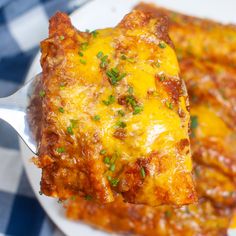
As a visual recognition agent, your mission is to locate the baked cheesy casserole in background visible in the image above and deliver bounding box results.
[64,3,236,236]
[37,9,197,206]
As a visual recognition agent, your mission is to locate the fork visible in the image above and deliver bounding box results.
[0,74,42,154]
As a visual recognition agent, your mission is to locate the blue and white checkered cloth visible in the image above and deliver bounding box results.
[0,1,88,235]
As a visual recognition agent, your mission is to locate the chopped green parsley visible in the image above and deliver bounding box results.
[100,55,108,68]
[70,119,78,128]
[165,210,172,217]
[155,61,161,68]
[104,157,110,164]
[100,149,106,155]
[166,101,173,110]
[78,51,83,57]
[59,83,65,89]
[93,115,100,121]
[159,41,166,48]
[190,115,198,129]
[58,107,64,113]
[121,54,127,60]
[109,163,116,172]
[67,126,73,135]
[56,147,65,153]
[117,110,125,117]
[115,121,127,128]
[39,90,45,97]
[133,105,143,115]
[128,86,133,94]
[84,195,93,201]
[107,176,119,187]
[102,95,115,106]
[106,68,126,85]
[81,42,88,50]
[126,95,143,115]
[160,75,166,81]
[140,167,146,178]
[97,51,103,59]
[91,30,98,38]
[120,54,135,63]
[80,59,86,65]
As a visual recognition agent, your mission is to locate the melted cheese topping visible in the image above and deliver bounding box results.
[58,27,183,158]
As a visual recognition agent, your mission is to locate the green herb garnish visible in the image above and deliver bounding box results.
[126,95,143,115]
[58,107,64,113]
[59,35,64,40]
[140,167,146,178]
[39,90,45,97]
[91,30,98,38]
[165,210,172,217]
[107,176,119,187]
[106,68,126,85]
[190,115,198,129]
[104,157,110,164]
[110,178,119,187]
[84,195,93,201]
[100,55,108,68]
[159,41,166,48]
[97,51,103,59]
[56,147,65,153]
[121,54,127,60]
[59,83,65,89]
[67,126,73,135]
[102,95,115,106]
[117,110,125,117]
[115,121,127,128]
[80,59,86,65]
[120,54,135,63]
[81,42,88,50]
[190,116,198,138]
[160,75,166,81]
[109,163,116,172]
[100,149,106,155]
[166,101,173,110]
[133,105,143,115]
[70,119,78,128]
[128,86,133,94]
[78,51,83,57]
[155,62,160,68]
[93,115,100,121]
[126,95,136,107]
[127,58,135,63]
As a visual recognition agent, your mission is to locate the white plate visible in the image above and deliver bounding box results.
[21,0,236,235]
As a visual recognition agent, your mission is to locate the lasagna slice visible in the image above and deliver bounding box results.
[38,10,196,206]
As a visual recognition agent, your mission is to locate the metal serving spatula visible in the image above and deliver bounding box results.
[0,74,42,154]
